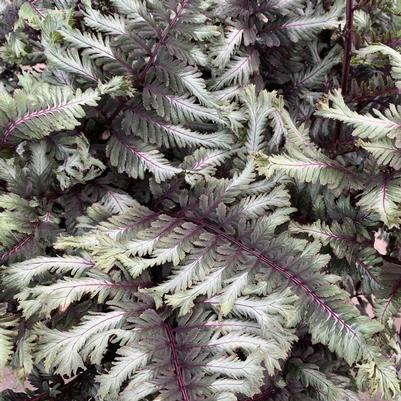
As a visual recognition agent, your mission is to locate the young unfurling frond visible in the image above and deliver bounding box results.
[357,44,401,84]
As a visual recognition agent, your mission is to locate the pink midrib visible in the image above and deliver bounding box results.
[138,0,190,81]
[112,130,174,171]
[273,159,359,180]
[291,223,356,244]
[144,85,221,122]
[1,98,84,144]
[191,150,227,171]
[381,278,401,323]
[190,217,360,339]
[220,52,254,83]
[0,233,34,262]
[130,107,201,138]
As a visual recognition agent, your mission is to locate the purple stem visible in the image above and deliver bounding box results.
[334,0,353,144]
[341,0,354,96]
[138,0,190,83]
[164,321,190,401]
[102,0,191,127]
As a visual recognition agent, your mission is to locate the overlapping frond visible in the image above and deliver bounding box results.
[317,89,401,140]
[262,1,343,46]
[287,361,342,401]
[4,255,95,289]
[358,44,401,84]
[358,138,401,169]
[45,168,383,371]
[212,51,260,89]
[45,47,98,83]
[35,308,130,374]
[357,357,400,400]
[290,219,358,259]
[143,83,229,125]
[95,306,283,401]
[154,58,218,107]
[240,85,273,154]
[82,0,127,36]
[374,262,401,326]
[357,173,401,228]
[59,28,136,76]
[123,107,232,149]
[211,25,244,69]
[255,147,361,192]
[291,45,341,91]
[107,132,182,182]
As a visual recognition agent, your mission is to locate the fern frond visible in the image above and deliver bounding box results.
[143,83,227,125]
[291,45,341,91]
[357,174,401,228]
[154,58,218,106]
[317,89,401,140]
[35,309,130,375]
[264,0,305,14]
[59,28,135,76]
[82,0,127,35]
[166,266,226,314]
[290,220,381,292]
[107,131,182,182]
[354,248,382,294]
[356,358,400,400]
[375,262,401,325]
[287,361,342,401]
[110,0,152,23]
[96,202,158,241]
[18,275,140,318]
[262,2,343,46]
[358,44,401,84]
[255,148,361,192]
[181,148,232,180]
[4,256,95,289]
[211,25,244,69]
[97,305,291,400]
[0,84,99,145]
[2,1,400,399]
[233,185,291,219]
[56,134,105,189]
[289,219,357,259]
[123,107,232,148]
[212,51,259,89]
[357,138,401,169]
[165,37,208,66]
[104,202,377,367]
[280,107,316,150]
[240,85,273,154]
[46,47,98,82]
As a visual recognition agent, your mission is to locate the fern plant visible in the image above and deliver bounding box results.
[0,0,401,400]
